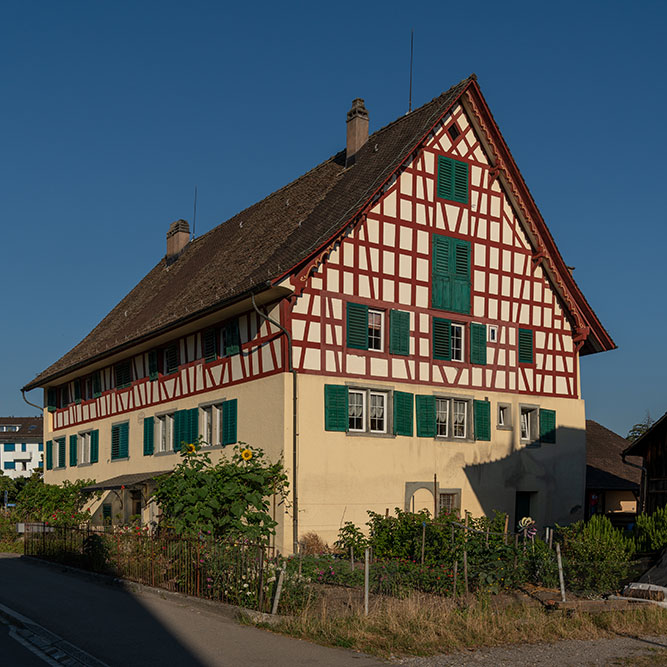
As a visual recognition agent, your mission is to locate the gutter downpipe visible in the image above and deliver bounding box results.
[622,453,648,514]
[251,293,299,554]
[22,389,42,412]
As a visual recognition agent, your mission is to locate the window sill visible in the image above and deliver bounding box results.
[346,432,396,439]
[435,437,475,444]
[154,450,177,457]
[497,425,513,432]
[110,457,130,462]
[78,462,93,468]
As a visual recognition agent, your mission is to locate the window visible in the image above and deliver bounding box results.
[369,392,387,433]
[539,409,556,444]
[520,406,538,443]
[69,435,77,467]
[79,432,93,464]
[221,320,241,356]
[432,234,471,313]
[4,461,15,470]
[56,437,66,468]
[436,398,449,437]
[488,325,498,343]
[202,328,218,362]
[0,425,19,432]
[202,405,215,444]
[470,323,487,365]
[368,309,384,351]
[4,443,15,452]
[447,124,461,141]
[518,328,534,364]
[163,344,179,375]
[497,404,512,430]
[147,350,159,381]
[201,402,236,447]
[437,156,468,204]
[452,400,468,438]
[156,414,174,453]
[439,492,458,515]
[111,423,129,460]
[348,390,366,432]
[433,319,466,362]
[84,372,102,400]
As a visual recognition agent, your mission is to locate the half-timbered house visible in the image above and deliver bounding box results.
[23,75,614,552]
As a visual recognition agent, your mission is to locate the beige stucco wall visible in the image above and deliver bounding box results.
[293,374,586,548]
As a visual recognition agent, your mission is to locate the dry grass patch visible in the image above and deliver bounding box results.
[271,592,667,658]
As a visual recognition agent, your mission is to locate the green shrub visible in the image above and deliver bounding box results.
[635,506,667,552]
[334,521,368,559]
[16,476,95,526]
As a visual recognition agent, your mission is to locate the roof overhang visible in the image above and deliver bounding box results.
[82,470,172,492]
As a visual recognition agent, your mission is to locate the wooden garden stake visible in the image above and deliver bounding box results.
[271,564,285,615]
[548,527,553,550]
[503,514,509,545]
[421,522,426,565]
[364,548,370,616]
[485,524,489,548]
[433,474,438,519]
[350,546,354,570]
[556,543,566,602]
[453,560,458,598]
[463,549,469,596]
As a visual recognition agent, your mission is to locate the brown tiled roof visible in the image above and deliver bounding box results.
[586,419,640,490]
[24,76,474,390]
[0,417,43,442]
[82,470,172,492]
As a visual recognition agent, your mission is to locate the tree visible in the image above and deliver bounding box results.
[152,442,288,542]
[0,471,16,503]
[627,411,655,443]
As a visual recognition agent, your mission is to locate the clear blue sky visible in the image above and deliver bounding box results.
[1,1,664,438]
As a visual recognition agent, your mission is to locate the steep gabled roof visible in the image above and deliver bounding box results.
[586,419,640,490]
[24,75,614,390]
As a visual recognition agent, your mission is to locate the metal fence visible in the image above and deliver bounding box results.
[25,526,276,612]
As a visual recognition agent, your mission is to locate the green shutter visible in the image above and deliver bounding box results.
[121,423,129,458]
[165,344,179,374]
[111,425,120,459]
[324,385,348,432]
[143,417,154,456]
[393,391,414,437]
[474,400,491,441]
[115,361,132,389]
[57,438,66,468]
[92,372,102,398]
[61,387,69,408]
[46,440,53,470]
[203,328,218,362]
[470,323,487,365]
[173,411,184,451]
[416,395,436,437]
[69,434,77,466]
[73,381,81,404]
[47,389,57,413]
[148,351,159,381]
[223,320,241,356]
[451,240,471,313]
[90,430,99,463]
[433,317,452,360]
[432,235,451,310]
[346,302,369,350]
[188,408,199,445]
[540,409,556,444]
[389,310,410,356]
[437,156,468,204]
[222,399,238,445]
[518,328,534,364]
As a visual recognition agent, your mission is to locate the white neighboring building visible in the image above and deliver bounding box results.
[0,417,43,479]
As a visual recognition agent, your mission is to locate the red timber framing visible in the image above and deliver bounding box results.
[51,308,284,432]
[282,84,613,398]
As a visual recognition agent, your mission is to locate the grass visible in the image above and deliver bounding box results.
[0,539,23,553]
[268,592,667,658]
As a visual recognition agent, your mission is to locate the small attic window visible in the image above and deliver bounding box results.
[448,124,461,141]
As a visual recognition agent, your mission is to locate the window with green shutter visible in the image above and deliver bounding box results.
[437,156,469,204]
[114,360,132,389]
[222,399,237,445]
[111,423,129,460]
[147,351,159,381]
[46,440,53,470]
[69,434,77,466]
[432,234,470,314]
[539,409,556,444]
[60,387,69,409]
[73,381,81,405]
[389,310,410,356]
[474,400,491,441]
[164,344,179,375]
[57,437,66,468]
[393,391,414,437]
[416,395,436,437]
[518,328,534,364]
[470,323,487,365]
[433,318,452,360]
[47,389,57,413]
[203,328,218,362]
[346,302,369,350]
[223,320,241,356]
[324,385,348,432]
[90,430,99,463]
[143,417,154,456]
[92,372,102,398]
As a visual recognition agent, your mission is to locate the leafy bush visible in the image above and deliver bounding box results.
[334,521,368,559]
[560,515,635,593]
[153,442,288,542]
[15,476,95,526]
[635,506,667,552]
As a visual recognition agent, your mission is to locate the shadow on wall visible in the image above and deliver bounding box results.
[463,425,586,532]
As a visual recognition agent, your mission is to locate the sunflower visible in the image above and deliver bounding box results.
[241,448,253,461]
[186,443,196,453]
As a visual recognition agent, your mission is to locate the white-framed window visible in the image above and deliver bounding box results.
[439,492,458,515]
[451,323,464,362]
[347,388,389,434]
[520,406,538,442]
[79,431,92,464]
[199,403,224,446]
[368,309,384,352]
[436,398,449,437]
[452,400,468,439]
[498,404,511,428]
[157,413,174,453]
[0,425,19,432]
[348,390,366,432]
[488,325,498,343]
[369,391,387,433]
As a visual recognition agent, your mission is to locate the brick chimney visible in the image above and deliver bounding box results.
[166,219,190,261]
[346,98,369,167]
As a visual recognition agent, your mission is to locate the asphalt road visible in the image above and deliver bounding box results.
[0,621,47,666]
[0,554,382,666]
